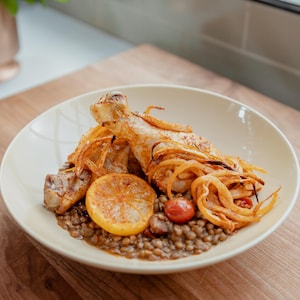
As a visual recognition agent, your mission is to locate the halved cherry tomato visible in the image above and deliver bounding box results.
[164,197,195,224]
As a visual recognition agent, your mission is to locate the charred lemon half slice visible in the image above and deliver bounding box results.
[86,173,156,236]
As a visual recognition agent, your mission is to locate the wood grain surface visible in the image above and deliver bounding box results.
[0,44,299,300]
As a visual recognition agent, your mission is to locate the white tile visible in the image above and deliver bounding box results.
[141,0,247,47]
[246,1,300,70]
[185,33,300,110]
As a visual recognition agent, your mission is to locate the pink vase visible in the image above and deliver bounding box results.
[0,4,20,82]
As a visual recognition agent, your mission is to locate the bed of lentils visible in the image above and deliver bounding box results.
[55,192,234,261]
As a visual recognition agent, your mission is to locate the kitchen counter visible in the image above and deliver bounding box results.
[0,44,299,299]
[0,3,133,99]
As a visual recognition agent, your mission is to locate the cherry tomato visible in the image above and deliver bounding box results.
[236,197,253,209]
[164,197,195,224]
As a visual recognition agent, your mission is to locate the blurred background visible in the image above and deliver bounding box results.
[1,0,300,110]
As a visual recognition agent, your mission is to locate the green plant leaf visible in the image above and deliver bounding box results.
[3,0,18,15]
[1,0,68,15]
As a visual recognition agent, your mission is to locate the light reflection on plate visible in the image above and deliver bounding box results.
[0,84,299,274]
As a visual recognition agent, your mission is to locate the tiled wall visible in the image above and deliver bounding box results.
[49,0,300,110]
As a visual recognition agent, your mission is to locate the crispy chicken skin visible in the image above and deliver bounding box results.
[90,92,222,172]
[90,92,225,193]
[44,168,92,214]
[44,136,131,214]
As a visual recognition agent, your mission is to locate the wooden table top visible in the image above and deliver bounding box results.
[0,44,299,299]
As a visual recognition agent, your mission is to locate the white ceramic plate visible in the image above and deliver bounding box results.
[1,84,299,274]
